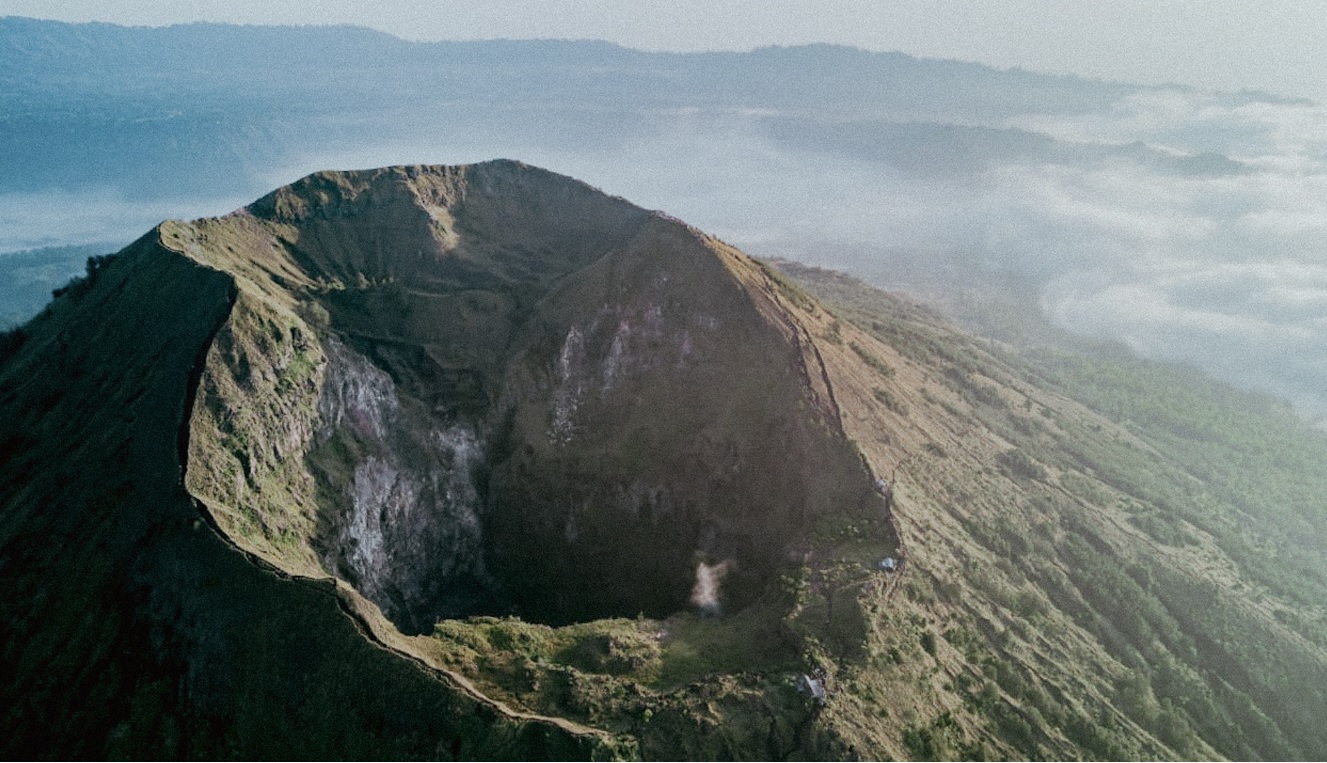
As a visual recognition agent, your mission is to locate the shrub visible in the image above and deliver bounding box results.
[920,631,937,656]
[50,254,117,302]
[0,327,26,365]
[872,387,908,415]
[851,342,895,377]
[996,449,1047,481]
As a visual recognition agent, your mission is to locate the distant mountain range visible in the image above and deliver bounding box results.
[0,15,1235,200]
[7,19,1323,433]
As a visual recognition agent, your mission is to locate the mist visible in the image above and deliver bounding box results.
[558,100,1327,423]
[267,96,1327,421]
[0,189,252,253]
[7,22,1327,423]
[689,560,732,616]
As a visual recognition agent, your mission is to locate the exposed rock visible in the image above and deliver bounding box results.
[313,337,489,633]
[0,227,623,759]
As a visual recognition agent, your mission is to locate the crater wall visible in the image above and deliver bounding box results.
[181,161,877,633]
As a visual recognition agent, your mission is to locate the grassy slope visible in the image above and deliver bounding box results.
[779,260,1327,760]
[165,161,1327,759]
[0,231,627,759]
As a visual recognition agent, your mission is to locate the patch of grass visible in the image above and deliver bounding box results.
[1061,471,1111,506]
[654,601,801,689]
[872,386,908,414]
[823,319,845,345]
[851,341,895,377]
[995,448,1047,482]
[1127,513,1198,547]
[758,260,816,312]
[426,600,815,760]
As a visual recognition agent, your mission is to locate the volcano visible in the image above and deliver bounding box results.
[0,161,891,758]
[7,161,1327,761]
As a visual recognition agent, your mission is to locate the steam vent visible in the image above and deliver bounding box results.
[165,161,882,633]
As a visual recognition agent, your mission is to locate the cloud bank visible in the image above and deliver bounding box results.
[529,93,1327,421]
[9,81,1327,422]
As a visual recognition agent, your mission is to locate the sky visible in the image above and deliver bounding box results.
[1,0,1323,101]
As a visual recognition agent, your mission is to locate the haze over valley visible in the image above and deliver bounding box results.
[6,17,1327,420]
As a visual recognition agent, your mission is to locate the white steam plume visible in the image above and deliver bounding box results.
[690,560,732,616]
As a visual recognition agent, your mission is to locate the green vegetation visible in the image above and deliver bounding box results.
[0,224,627,760]
[872,386,908,414]
[47,252,118,302]
[424,592,832,759]
[431,600,801,696]
[1029,350,1327,604]
[757,258,817,312]
[782,259,1327,760]
[995,448,1047,482]
[0,244,107,329]
[850,341,895,377]
[2,166,908,758]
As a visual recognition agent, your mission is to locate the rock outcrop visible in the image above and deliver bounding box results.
[0,160,896,759]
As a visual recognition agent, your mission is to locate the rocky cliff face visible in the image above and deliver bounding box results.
[482,214,867,623]
[177,160,880,632]
[0,222,622,759]
[313,337,489,633]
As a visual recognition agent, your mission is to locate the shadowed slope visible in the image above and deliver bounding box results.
[0,229,623,758]
[12,161,1324,760]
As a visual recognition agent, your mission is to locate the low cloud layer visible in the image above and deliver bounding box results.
[9,87,1327,421]
[990,95,1327,418]
[531,93,1327,421]
[0,189,249,253]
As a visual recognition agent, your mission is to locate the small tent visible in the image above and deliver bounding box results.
[796,673,827,706]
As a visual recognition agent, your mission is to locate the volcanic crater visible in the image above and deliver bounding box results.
[177,161,880,633]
